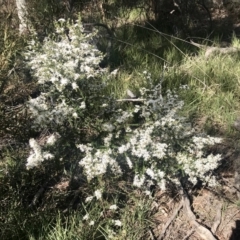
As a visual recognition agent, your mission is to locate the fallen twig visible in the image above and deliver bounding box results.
[211,203,222,234]
[181,187,217,240]
[116,98,146,102]
[28,182,49,208]
[182,229,195,240]
[148,228,157,240]
[158,199,184,240]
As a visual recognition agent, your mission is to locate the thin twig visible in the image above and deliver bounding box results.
[182,229,195,240]
[211,203,222,234]
[148,228,157,240]
[158,199,184,240]
[116,98,146,102]
[28,182,49,208]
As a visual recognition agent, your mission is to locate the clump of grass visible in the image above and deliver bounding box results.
[170,45,240,133]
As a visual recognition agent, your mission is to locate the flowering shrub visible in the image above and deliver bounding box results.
[25,16,222,198]
[77,83,222,191]
[25,16,110,131]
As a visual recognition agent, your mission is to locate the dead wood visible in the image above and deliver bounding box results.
[158,199,184,240]
[190,40,240,58]
[181,187,217,240]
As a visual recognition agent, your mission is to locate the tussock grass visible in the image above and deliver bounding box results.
[172,43,240,133]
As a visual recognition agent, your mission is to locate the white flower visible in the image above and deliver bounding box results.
[42,152,54,160]
[146,168,155,179]
[112,220,122,227]
[158,179,166,191]
[60,78,69,86]
[125,126,132,132]
[104,134,113,147]
[94,189,102,200]
[157,170,165,179]
[144,190,151,196]
[76,144,89,152]
[85,196,94,203]
[102,123,115,132]
[109,204,118,210]
[72,112,78,118]
[46,133,59,145]
[80,101,86,109]
[118,144,129,154]
[79,148,122,181]
[26,151,44,169]
[133,174,145,188]
[26,139,44,169]
[134,105,141,113]
[89,221,95,226]
[58,18,66,23]
[110,69,118,76]
[83,214,89,220]
[72,82,79,90]
[126,156,133,169]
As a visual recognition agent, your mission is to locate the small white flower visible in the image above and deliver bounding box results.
[72,112,78,118]
[102,123,115,132]
[157,170,165,179]
[94,189,102,200]
[146,168,155,179]
[125,126,132,133]
[112,220,122,227]
[133,174,145,188]
[118,145,128,154]
[76,144,88,152]
[72,82,79,90]
[109,204,118,210]
[104,134,112,147]
[110,69,118,76]
[60,78,69,86]
[158,179,166,191]
[26,138,44,169]
[144,190,151,196]
[47,134,57,146]
[43,152,54,160]
[83,214,89,220]
[126,156,133,169]
[58,18,66,23]
[134,105,141,113]
[80,101,86,109]
[89,220,95,226]
[85,196,94,203]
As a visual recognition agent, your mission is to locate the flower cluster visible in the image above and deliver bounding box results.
[26,138,54,169]
[77,144,122,181]
[25,16,107,130]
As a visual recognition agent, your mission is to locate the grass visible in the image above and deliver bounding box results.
[2,2,240,239]
[111,25,240,135]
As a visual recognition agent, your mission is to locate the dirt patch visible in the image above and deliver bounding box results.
[152,186,240,240]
